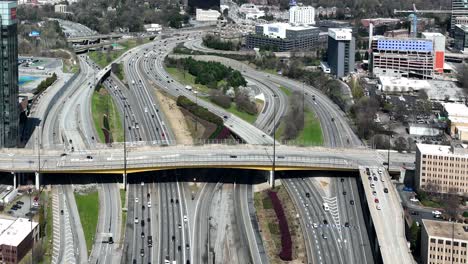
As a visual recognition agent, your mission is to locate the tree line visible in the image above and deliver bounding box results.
[202,35,240,51]
[166,57,247,89]
[34,73,58,95]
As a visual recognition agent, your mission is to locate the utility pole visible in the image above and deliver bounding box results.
[387,134,390,171]
[272,94,277,187]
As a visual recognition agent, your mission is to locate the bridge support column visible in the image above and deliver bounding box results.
[269,170,275,188]
[35,172,40,190]
[11,172,16,189]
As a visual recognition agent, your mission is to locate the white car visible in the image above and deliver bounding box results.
[141,182,144,186]
[376,204,382,210]
[134,217,139,223]
[313,223,318,229]
[410,197,419,202]
[183,215,188,222]
[135,198,139,203]
[432,210,442,215]
[147,202,151,208]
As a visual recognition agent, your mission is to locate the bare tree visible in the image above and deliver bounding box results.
[394,137,408,153]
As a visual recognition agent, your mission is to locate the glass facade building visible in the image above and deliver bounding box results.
[0,1,18,148]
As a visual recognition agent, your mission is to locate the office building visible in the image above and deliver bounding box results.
[0,217,39,264]
[452,0,468,31]
[246,22,319,52]
[289,4,315,25]
[370,36,434,79]
[195,9,220,21]
[454,24,468,53]
[0,1,19,148]
[442,103,468,141]
[415,143,468,196]
[422,32,445,73]
[421,219,468,264]
[327,28,355,78]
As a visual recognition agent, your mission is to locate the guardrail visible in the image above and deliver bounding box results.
[41,68,81,134]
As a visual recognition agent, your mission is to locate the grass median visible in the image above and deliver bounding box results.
[75,191,99,254]
[91,86,123,143]
[296,109,323,145]
[88,38,150,68]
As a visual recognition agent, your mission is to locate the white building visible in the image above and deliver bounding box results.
[54,4,67,13]
[143,24,162,33]
[289,4,315,25]
[239,4,265,19]
[196,9,221,21]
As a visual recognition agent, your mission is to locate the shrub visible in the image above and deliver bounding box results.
[210,90,231,109]
[176,96,223,126]
[267,190,292,261]
[34,73,57,95]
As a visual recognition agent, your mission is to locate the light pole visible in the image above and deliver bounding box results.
[123,103,127,191]
[387,134,390,171]
[29,188,33,264]
[272,94,277,187]
[194,91,198,133]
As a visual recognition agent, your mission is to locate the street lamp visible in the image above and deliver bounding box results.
[194,91,198,134]
[123,103,127,191]
[272,93,278,187]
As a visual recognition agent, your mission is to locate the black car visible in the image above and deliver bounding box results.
[141,232,145,238]
[140,249,144,257]
[142,205,145,210]
[178,245,181,251]
[344,222,350,227]
[305,192,310,198]
[373,176,378,181]
[323,219,328,225]
[384,188,388,193]
[350,200,355,205]
[343,191,347,195]
[175,199,179,204]
[341,178,344,182]
[170,198,174,203]
[60,209,64,214]
[108,237,114,244]
[141,220,145,227]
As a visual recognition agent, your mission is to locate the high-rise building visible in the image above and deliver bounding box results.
[289,4,315,25]
[0,1,19,148]
[421,219,468,264]
[452,0,468,31]
[327,28,355,78]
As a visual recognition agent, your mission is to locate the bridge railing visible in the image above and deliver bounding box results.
[35,155,358,172]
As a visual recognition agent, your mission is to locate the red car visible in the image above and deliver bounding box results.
[374,198,379,203]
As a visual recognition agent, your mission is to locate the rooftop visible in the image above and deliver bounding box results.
[443,103,468,118]
[423,219,468,241]
[417,143,468,156]
[0,217,38,247]
[455,24,468,32]
[421,32,444,37]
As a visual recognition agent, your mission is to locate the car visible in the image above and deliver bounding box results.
[183,215,188,222]
[350,200,354,205]
[135,198,139,203]
[147,193,150,199]
[178,245,182,251]
[140,249,144,257]
[410,197,419,202]
[172,235,175,241]
[343,191,347,195]
[344,222,350,227]
[230,155,237,158]
[86,155,93,160]
[304,203,308,207]
[374,198,379,203]
[323,219,328,225]
[186,244,190,250]
[223,115,228,119]
[141,220,145,227]
[432,210,442,215]
[141,232,145,238]
[178,224,182,229]
[384,188,388,193]
[147,202,151,208]
[433,214,442,219]
[372,190,377,196]
[373,176,378,181]
[368,176,372,180]
[108,237,114,244]
[16,201,24,205]
[376,204,382,210]
[341,178,344,182]
[133,259,137,264]
[141,182,144,186]
[370,183,375,188]
[410,211,419,215]
[322,233,327,239]
[11,206,17,211]
[175,199,179,204]
[135,217,139,224]
[170,198,174,203]
[142,205,145,210]
[313,223,318,229]
[305,192,310,198]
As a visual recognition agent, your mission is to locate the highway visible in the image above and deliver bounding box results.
[89,180,122,264]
